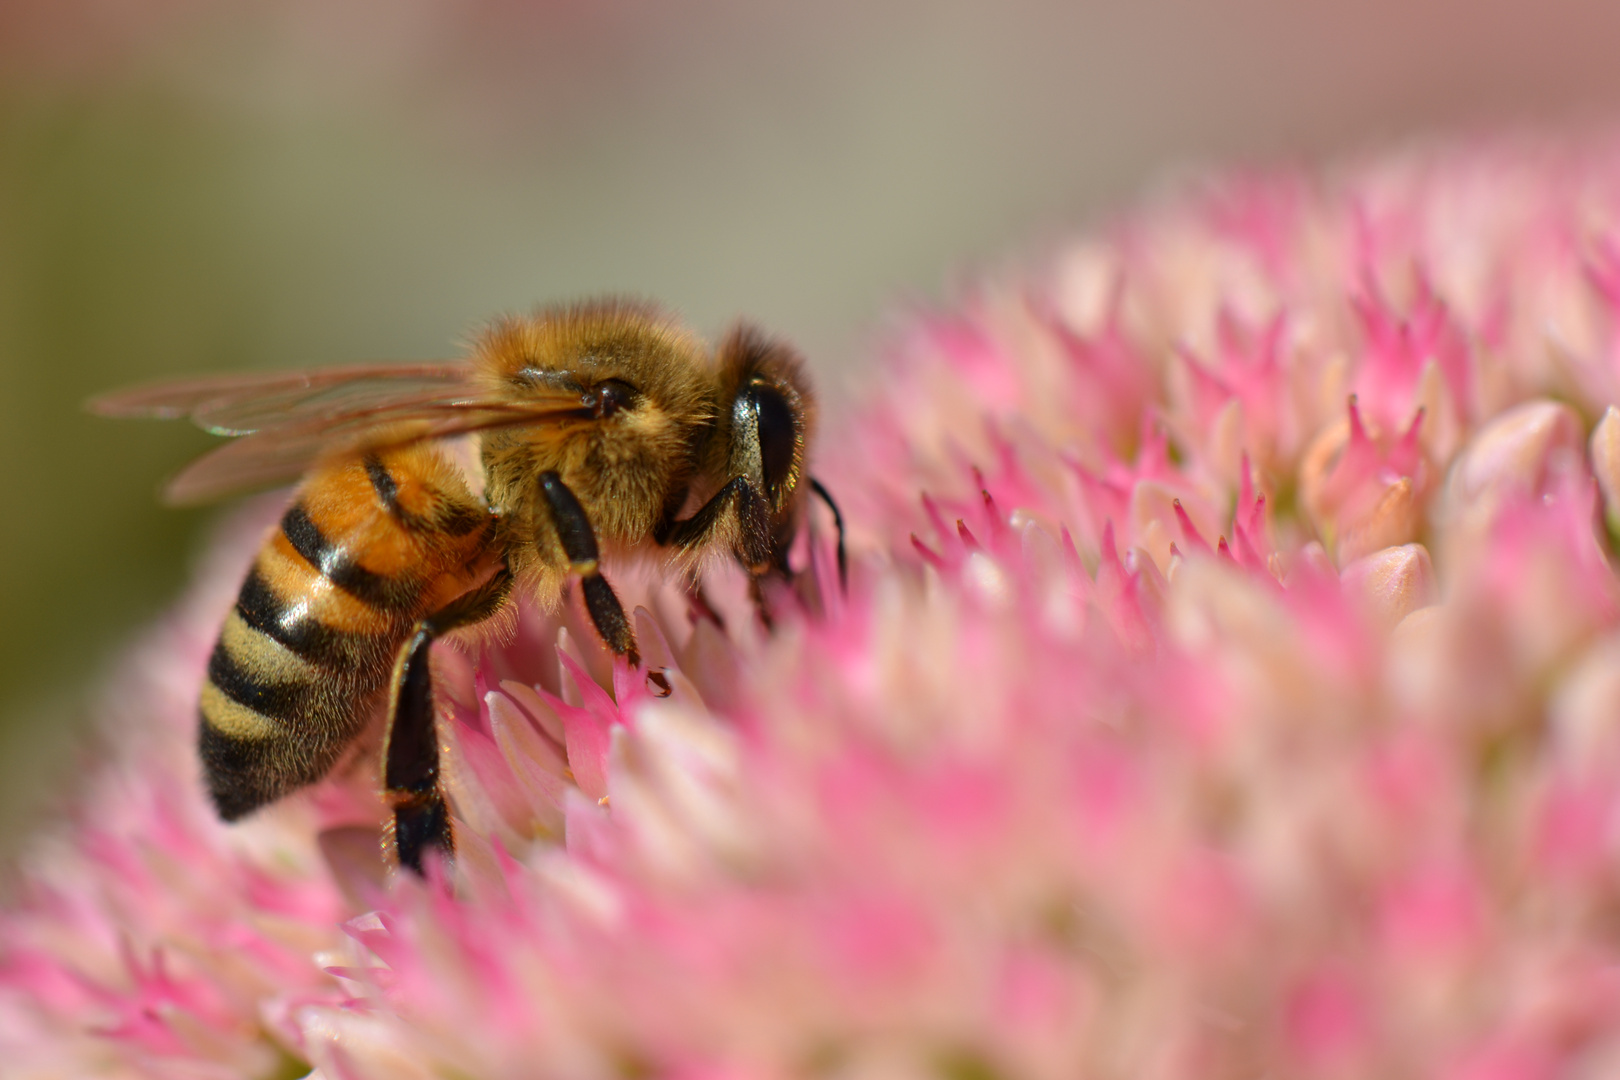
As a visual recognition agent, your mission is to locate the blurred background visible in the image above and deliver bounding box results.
[5,0,1620,851]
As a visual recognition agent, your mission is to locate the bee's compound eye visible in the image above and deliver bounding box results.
[585,378,638,418]
[743,381,798,502]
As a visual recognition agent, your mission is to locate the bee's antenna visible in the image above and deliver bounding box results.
[808,477,847,593]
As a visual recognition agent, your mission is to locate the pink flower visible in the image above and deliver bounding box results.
[12,134,1620,1078]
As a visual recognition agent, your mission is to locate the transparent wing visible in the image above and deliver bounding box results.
[89,362,596,506]
[86,362,474,434]
[161,402,592,505]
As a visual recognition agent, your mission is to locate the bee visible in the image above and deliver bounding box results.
[91,299,844,873]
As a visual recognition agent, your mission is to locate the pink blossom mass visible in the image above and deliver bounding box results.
[9,136,1620,1078]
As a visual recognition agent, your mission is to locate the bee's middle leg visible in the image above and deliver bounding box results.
[538,471,640,667]
[384,564,513,875]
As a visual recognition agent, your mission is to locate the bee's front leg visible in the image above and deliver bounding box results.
[807,477,847,592]
[384,564,513,875]
[538,471,640,667]
[658,475,773,571]
[658,473,794,632]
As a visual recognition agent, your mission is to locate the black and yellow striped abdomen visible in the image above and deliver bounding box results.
[199,445,496,820]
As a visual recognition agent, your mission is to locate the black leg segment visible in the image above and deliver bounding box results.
[385,625,448,874]
[538,471,640,666]
[581,575,637,662]
[809,476,847,592]
[540,472,600,570]
[662,475,773,571]
[384,566,513,874]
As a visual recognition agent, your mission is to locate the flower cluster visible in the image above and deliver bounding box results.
[9,136,1620,1078]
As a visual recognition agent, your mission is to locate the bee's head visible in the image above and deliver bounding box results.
[712,325,816,516]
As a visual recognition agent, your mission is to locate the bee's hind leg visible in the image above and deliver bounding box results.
[384,565,513,875]
[538,471,640,667]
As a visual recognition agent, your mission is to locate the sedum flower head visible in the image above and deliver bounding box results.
[11,136,1620,1078]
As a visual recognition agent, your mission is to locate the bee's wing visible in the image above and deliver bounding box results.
[89,362,595,506]
[160,400,589,506]
[86,362,473,434]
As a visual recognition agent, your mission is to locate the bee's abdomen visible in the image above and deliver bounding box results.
[199,448,493,821]
[198,608,364,820]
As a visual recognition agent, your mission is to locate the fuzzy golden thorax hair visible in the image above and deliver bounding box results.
[472,299,719,588]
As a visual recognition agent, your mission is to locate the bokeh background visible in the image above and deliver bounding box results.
[6,0,1620,851]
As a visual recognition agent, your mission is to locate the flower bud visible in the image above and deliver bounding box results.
[1336,478,1420,565]
[1340,543,1438,630]
[1439,399,1583,547]
[1299,400,1430,566]
[1589,405,1620,533]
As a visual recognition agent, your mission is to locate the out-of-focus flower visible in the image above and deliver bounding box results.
[12,135,1620,1078]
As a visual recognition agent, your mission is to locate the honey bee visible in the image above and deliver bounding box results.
[91,299,844,873]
